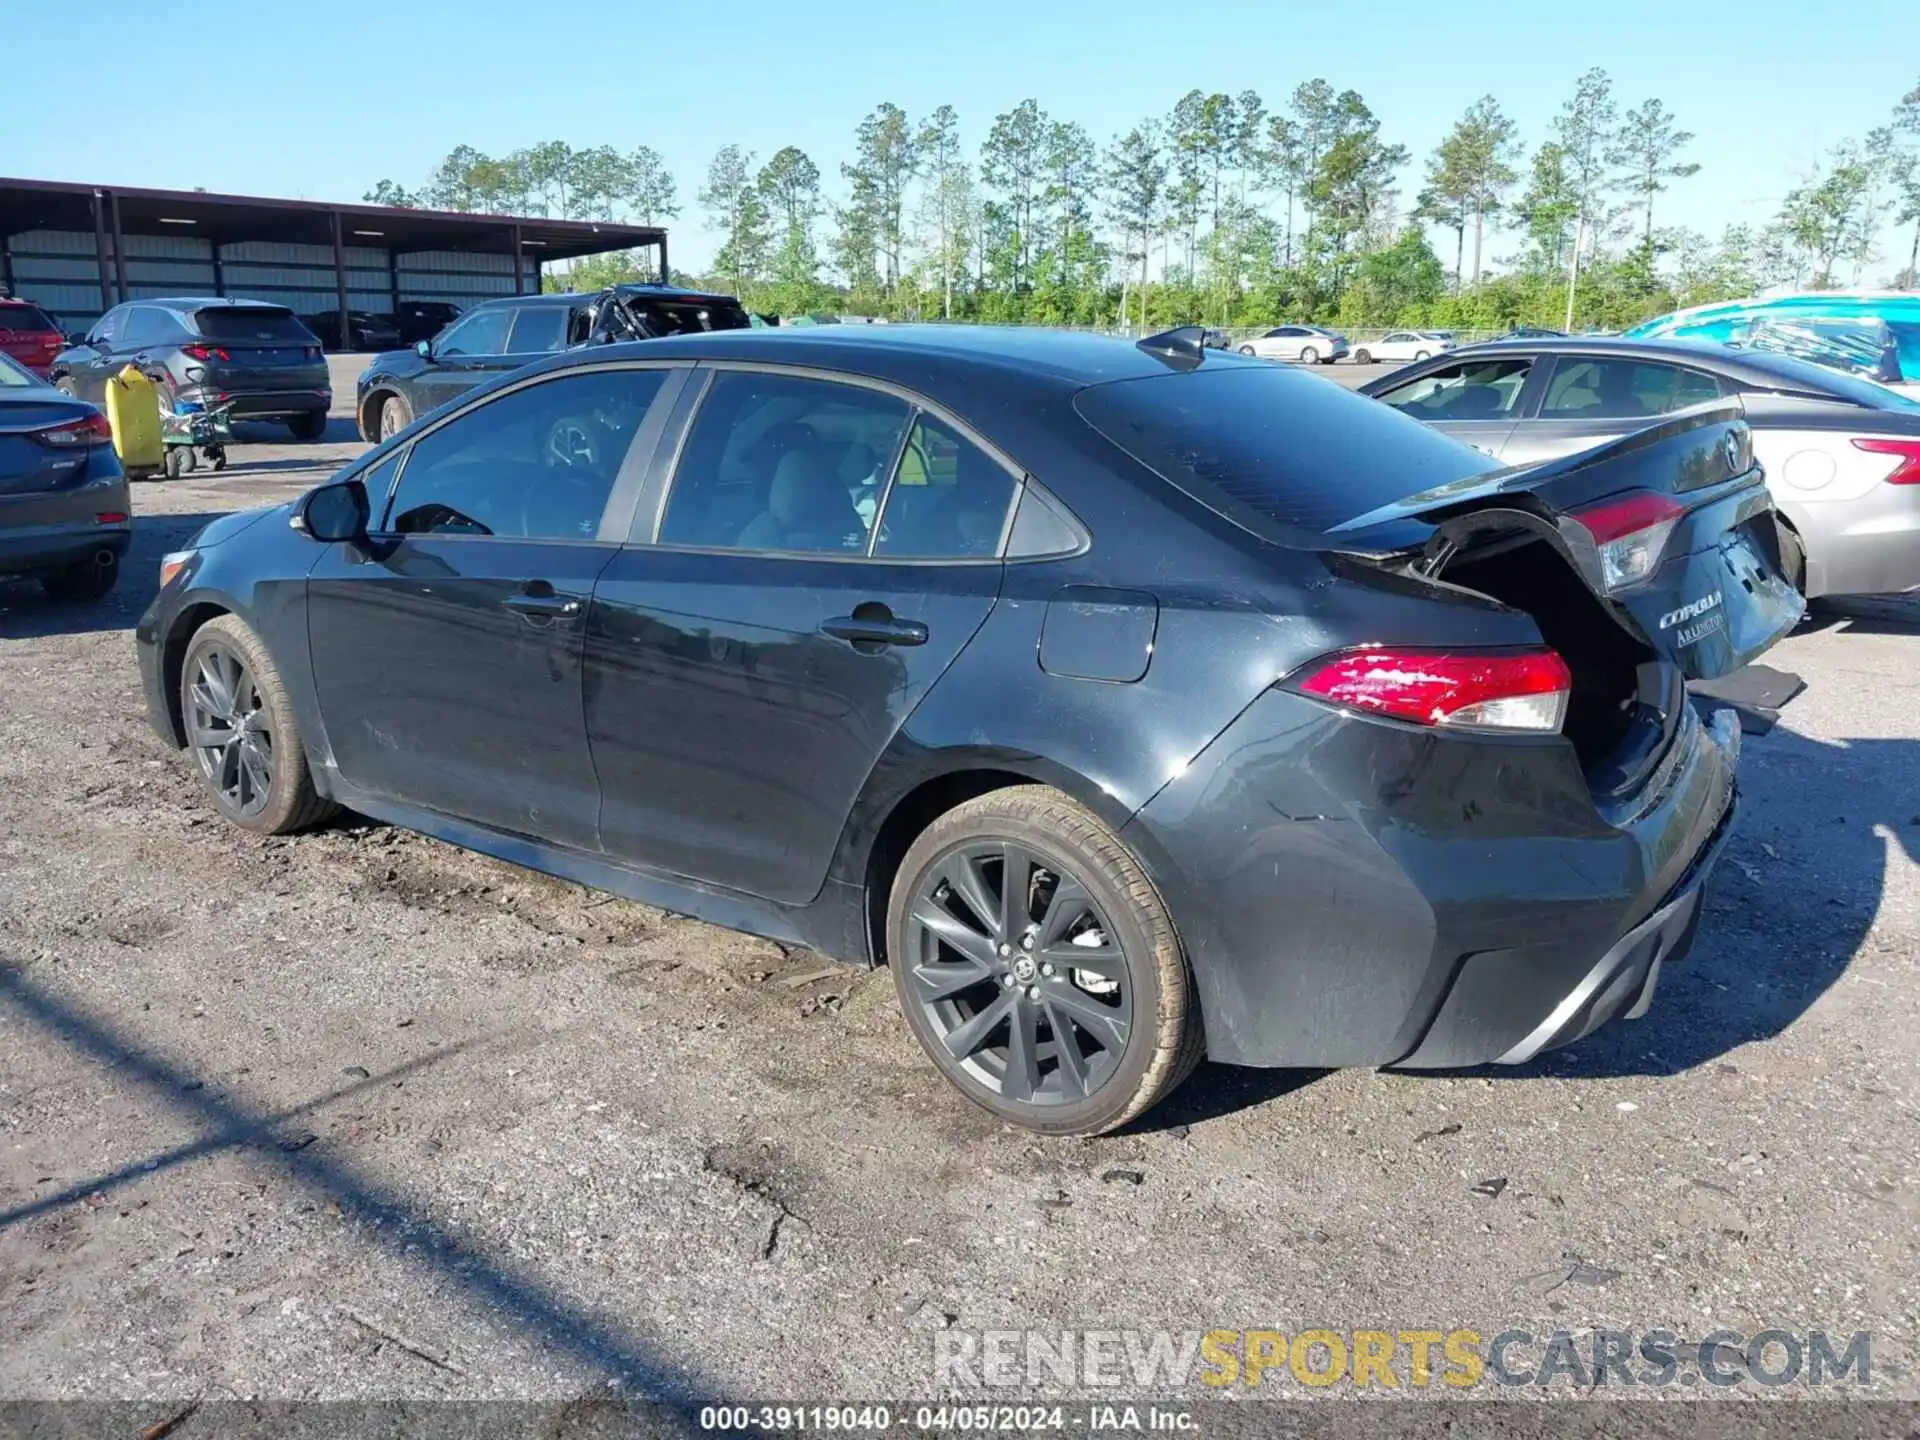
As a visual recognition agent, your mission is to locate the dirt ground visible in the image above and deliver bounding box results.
[1,384,1918,1416]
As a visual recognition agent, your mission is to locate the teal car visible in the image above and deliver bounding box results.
[1627,292,1920,398]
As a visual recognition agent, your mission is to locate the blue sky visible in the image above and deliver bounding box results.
[7,0,1914,273]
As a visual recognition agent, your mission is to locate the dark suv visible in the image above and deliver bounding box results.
[52,299,331,440]
[355,284,751,441]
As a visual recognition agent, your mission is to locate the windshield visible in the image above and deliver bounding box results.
[1075,361,1499,546]
[193,307,317,344]
[627,297,752,337]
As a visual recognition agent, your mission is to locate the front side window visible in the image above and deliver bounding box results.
[382,367,665,540]
[873,414,1017,558]
[1377,356,1534,420]
[506,305,570,355]
[435,307,511,358]
[1540,358,1722,419]
[658,370,911,554]
[90,308,124,345]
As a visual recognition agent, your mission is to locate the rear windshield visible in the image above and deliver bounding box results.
[0,304,57,334]
[193,307,316,344]
[1074,362,1499,544]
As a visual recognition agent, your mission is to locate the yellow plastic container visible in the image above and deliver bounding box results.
[105,364,164,474]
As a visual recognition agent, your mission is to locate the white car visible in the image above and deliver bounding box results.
[1238,325,1350,364]
[1351,330,1455,365]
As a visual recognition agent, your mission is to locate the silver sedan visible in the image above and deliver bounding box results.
[1361,337,1920,598]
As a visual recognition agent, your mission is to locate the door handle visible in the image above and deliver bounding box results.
[821,607,928,649]
[504,582,582,620]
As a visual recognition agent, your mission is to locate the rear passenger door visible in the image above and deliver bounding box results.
[1500,355,1727,466]
[584,367,1022,903]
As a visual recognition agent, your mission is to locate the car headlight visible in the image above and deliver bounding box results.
[159,550,195,589]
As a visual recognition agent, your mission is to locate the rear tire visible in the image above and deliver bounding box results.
[286,410,328,442]
[886,785,1204,1136]
[40,553,119,603]
[179,614,338,835]
[1298,344,1319,364]
[1414,349,1431,361]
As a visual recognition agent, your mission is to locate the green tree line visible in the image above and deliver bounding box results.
[363,72,1920,331]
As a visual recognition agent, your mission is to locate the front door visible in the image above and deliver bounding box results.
[585,369,1021,903]
[1368,352,1540,461]
[409,304,517,415]
[306,363,670,848]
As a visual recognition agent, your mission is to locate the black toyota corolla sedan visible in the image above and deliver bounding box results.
[136,326,1801,1134]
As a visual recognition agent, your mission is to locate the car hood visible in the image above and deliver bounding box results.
[361,348,423,379]
[190,502,287,549]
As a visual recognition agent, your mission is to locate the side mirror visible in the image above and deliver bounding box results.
[414,339,433,359]
[292,478,370,543]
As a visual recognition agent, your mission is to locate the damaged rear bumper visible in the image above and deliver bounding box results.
[1124,693,1743,1071]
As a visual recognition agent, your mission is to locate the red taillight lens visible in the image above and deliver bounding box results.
[1571,489,1686,591]
[35,412,114,447]
[305,346,322,361]
[1853,437,1920,485]
[181,343,231,362]
[1295,648,1573,734]
[95,511,128,524]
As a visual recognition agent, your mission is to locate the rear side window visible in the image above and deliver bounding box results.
[659,370,910,553]
[1075,364,1497,544]
[1541,358,1722,419]
[1376,356,1534,420]
[121,307,179,345]
[194,307,314,344]
[873,414,1018,559]
[506,305,570,354]
[0,304,57,333]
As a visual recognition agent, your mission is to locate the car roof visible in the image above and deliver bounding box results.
[537,322,1223,390]
[611,283,743,305]
[1451,334,1840,384]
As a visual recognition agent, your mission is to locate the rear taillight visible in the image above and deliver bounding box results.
[1572,490,1686,591]
[34,412,114,447]
[1853,437,1920,485]
[305,346,322,361]
[182,343,231,362]
[1294,648,1572,734]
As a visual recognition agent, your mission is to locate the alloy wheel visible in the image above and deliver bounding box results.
[186,643,275,818]
[902,841,1132,1106]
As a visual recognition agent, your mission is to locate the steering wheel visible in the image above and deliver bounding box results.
[544,414,606,471]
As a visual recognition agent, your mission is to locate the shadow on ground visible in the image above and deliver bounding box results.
[0,511,227,641]
[0,962,715,1403]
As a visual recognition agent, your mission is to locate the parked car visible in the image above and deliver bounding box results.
[140,325,1798,1134]
[1237,324,1349,364]
[355,283,753,441]
[1627,290,1920,399]
[1506,324,1566,339]
[1360,336,1920,597]
[301,309,404,353]
[1350,330,1455,365]
[391,300,464,347]
[0,297,66,378]
[0,350,128,601]
[51,299,330,441]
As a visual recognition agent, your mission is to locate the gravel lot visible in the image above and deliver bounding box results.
[1,356,1917,1416]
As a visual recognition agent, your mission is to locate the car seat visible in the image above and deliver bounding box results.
[737,450,865,552]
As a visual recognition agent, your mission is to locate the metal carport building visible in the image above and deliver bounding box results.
[0,177,666,341]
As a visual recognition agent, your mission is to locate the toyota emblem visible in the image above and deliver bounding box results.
[1724,431,1742,474]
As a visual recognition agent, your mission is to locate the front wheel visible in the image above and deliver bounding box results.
[1353,349,1373,365]
[377,392,413,441]
[286,410,328,442]
[1238,345,1256,357]
[180,615,338,835]
[887,786,1204,1136]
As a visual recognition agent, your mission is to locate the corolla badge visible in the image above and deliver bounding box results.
[1724,430,1742,473]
